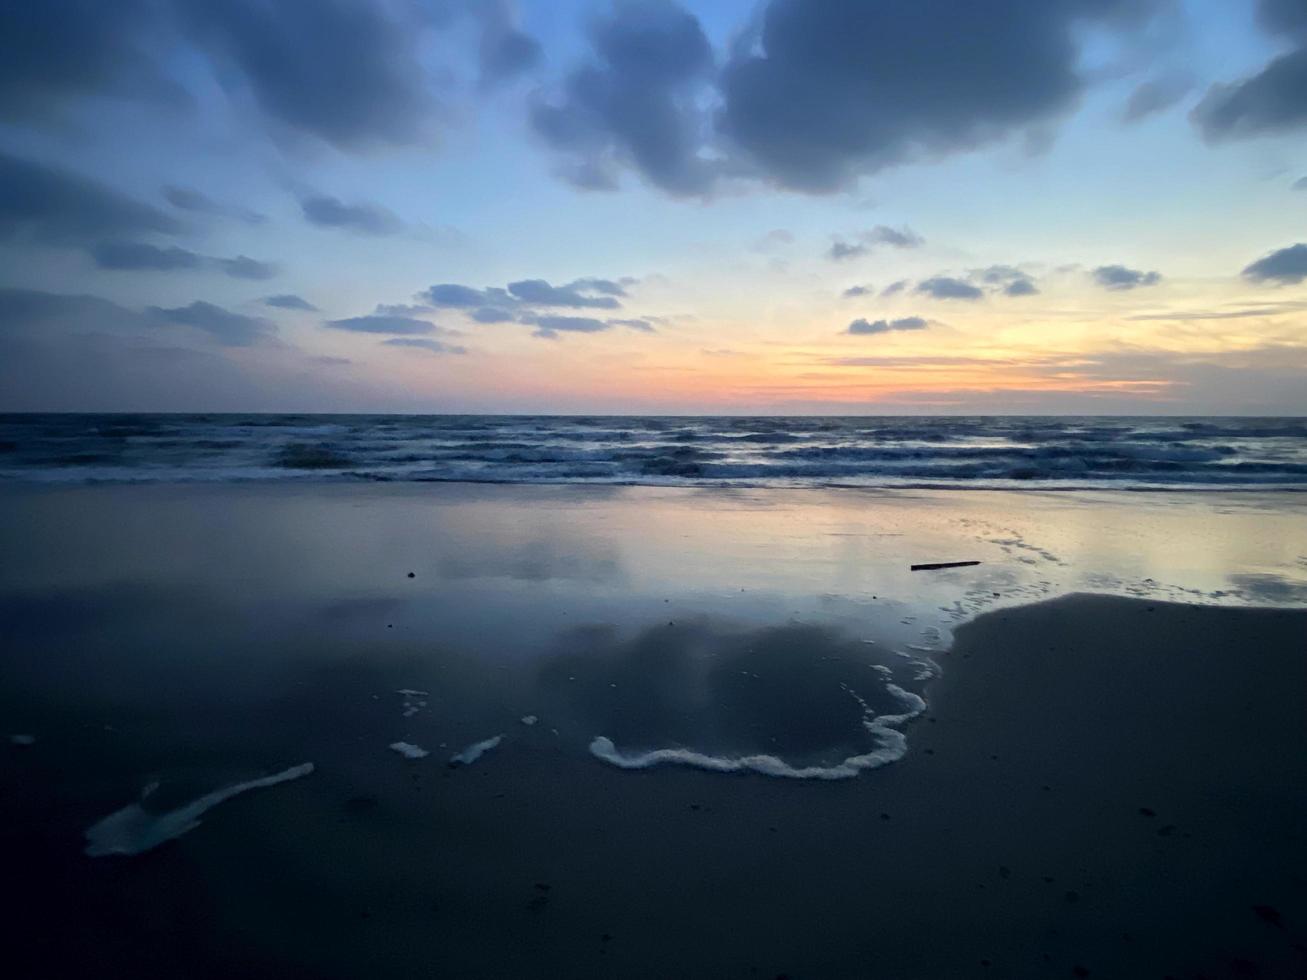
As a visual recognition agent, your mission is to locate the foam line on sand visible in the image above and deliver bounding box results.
[84,763,314,857]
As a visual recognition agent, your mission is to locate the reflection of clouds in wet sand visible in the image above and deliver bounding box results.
[537,618,934,777]
[437,536,626,585]
[1228,573,1307,604]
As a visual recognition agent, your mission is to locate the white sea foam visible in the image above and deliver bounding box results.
[84,763,314,857]
[449,735,503,766]
[520,715,538,726]
[9,734,36,746]
[589,683,926,780]
[396,689,429,718]
[389,741,429,759]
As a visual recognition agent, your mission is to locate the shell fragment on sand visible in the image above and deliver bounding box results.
[449,735,503,766]
[389,741,429,759]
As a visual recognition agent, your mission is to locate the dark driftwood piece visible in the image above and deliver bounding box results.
[910,560,982,571]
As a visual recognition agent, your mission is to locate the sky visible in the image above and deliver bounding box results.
[1,0,1305,415]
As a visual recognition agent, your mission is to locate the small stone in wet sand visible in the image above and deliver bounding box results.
[406,572,415,578]
[1252,905,1284,928]
[1138,807,1156,817]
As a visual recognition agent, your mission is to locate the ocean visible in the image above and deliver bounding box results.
[2,413,1306,489]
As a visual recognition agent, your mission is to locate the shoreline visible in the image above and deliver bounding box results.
[3,481,1306,976]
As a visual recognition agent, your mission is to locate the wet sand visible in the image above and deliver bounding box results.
[2,484,1306,977]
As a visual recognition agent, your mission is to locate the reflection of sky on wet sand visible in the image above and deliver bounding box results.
[1,482,1304,780]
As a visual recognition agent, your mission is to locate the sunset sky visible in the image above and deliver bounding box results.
[2,0,1306,414]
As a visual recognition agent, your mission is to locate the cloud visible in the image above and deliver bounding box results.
[422,277,631,315]
[0,288,142,333]
[471,306,518,323]
[529,314,612,339]
[1128,300,1307,321]
[87,241,277,279]
[301,194,402,235]
[916,276,983,300]
[846,316,928,336]
[475,0,543,86]
[1242,243,1307,284]
[1123,73,1193,123]
[0,0,177,122]
[881,279,909,296]
[381,337,467,355]
[174,0,435,149]
[147,301,275,346]
[609,318,656,332]
[1295,176,1307,191]
[0,149,182,245]
[216,255,278,280]
[842,285,873,298]
[1192,2,1307,142]
[324,314,435,335]
[264,294,318,312]
[90,241,202,271]
[569,276,630,296]
[719,0,1162,192]
[506,278,622,309]
[423,284,496,308]
[163,185,265,224]
[977,265,1040,295]
[828,225,924,260]
[1092,264,1162,290]
[529,0,716,195]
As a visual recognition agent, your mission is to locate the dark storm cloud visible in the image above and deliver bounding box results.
[507,278,622,309]
[1092,264,1162,290]
[846,316,928,336]
[1242,243,1307,284]
[381,337,468,355]
[1192,0,1307,142]
[1123,74,1192,123]
[173,0,434,149]
[827,225,924,261]
[529,0,716,195]
[0,0,171,122]
[719,0,1161,192]
[916,276,984,300]
[0,150,182,245]
[1004,277,1040,296]
[301,194,402,235]
[147,301,275,346]
[216,255,278,280]
[163,185,265,225]
[324,315,436,335]
[264,294,318,312]
[89,241,202,271]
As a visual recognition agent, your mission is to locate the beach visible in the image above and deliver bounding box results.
[2,481,1306,978]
